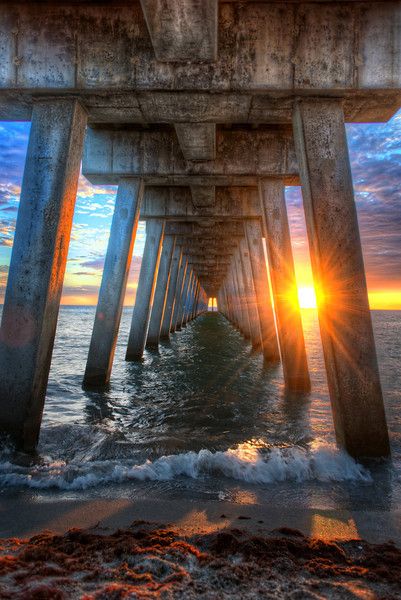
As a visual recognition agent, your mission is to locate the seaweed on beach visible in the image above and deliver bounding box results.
[0,522,400,598]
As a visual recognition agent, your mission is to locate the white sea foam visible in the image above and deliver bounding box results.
[0,443,372,490]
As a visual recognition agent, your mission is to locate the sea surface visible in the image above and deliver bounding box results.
[0,308,401,514]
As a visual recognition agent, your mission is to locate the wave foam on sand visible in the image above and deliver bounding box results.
[0,441,372,490]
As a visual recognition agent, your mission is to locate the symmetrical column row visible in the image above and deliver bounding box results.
[0,97,390,459]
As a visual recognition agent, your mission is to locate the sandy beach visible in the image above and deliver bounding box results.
[0,493,400,597]
[1,511,401,598]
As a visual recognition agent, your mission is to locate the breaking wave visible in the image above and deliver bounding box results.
[0,442,372,490]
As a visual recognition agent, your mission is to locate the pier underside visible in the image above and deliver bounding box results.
[0,0,396,458]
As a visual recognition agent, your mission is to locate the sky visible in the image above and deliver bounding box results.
[0,115,400,309]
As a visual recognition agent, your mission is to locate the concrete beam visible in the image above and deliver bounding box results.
[140,0,217,62]
[165,221,247,237]
[190,186,216,209]
[82,127,298,185]
[1,3,401,123]
[140,186,261,219]
[176,124,216,161]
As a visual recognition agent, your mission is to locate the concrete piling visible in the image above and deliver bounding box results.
[259,178,310,392]
[126,220,165,361]
[171,258,188,333]
[293,98,390,457]
[239,238,263,350]
[160,246,183,339]
[0,99,87,451]
[146,235,176,348]
[244,221,281,363]
[83,179,144,387]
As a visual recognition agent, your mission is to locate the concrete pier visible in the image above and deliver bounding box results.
[160,246,183,339]
[146,235,176,348]
[0,99,87,451]
[293,98,390,458]
[0,1,396,457]
[259,179,310,392]
[83,179,144,387]
[126,220,165,361]
[244,221,281,363]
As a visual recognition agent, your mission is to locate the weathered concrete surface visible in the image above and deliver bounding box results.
[190,186,216,209]
[83,127,298,186]
[244,220,280,362]
[146,235,176,348]
[140,0,217,62]
[175,124,216,160]
[83,178,144,387]
[0,99,87,451]
[140,186,260,219]
[177,268,193,330]
[233,254,251,339]
[171,258,188,332]
[160,246,183,339]
[259,178,310,392]
[126,220,165,361]
[293,98,390,458]
[239,238,263,349]
[1,3,401,123]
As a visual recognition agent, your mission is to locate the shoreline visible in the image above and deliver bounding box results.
[1,494,401,546]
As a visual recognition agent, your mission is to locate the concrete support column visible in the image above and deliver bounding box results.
[244,220,280,362]
[83,179,144,387]
[177,267,192,330]
[259,179,310,391]
[293,98,389,458]
[193,281,201,319]
[126,219,165,360]
[160,246,182,339]
[233,254,250,337]
[182,270,193,326]
[239,238,263,349]
[187,273,197,323]
[229,270,239,328]
[146,234,176,348]
[0,99,86,451]
[171,258,188,332]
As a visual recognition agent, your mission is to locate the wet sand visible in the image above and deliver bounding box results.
[1,494,401,544]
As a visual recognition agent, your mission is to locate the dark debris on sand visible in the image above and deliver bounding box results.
[0,522,400,598]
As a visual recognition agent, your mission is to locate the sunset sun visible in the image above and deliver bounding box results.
[297,285,317,309]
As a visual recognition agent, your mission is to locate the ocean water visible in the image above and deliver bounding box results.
[0,308,401,513]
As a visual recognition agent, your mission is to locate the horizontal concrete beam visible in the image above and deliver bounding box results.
[1,2,401,125]
[176,124,216,161]
[83,128,298,185]
[140,186,261,219]
[140,0,217,62]
[166,221,247,236]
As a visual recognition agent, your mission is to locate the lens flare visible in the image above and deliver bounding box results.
[297,286,317,309]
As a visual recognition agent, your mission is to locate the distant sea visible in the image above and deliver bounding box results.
[0,307,400,514]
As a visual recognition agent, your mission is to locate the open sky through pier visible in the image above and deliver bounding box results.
[0,115,400,309]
